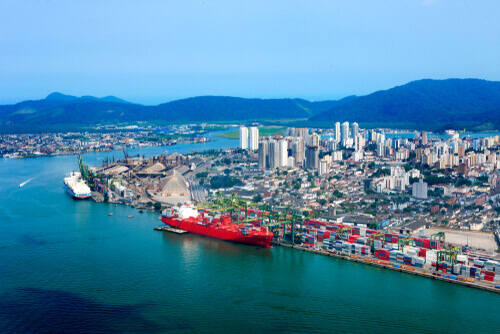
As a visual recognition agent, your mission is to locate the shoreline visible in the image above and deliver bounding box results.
[272,241,500,294]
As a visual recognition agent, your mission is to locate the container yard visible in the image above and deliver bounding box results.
[159,194,500,294]
[268,217,500,293]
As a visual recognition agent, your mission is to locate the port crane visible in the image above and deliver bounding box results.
[336,226,353,241]
[77,154,94,183]
[398,237,415,251]
[367,232,385,253]
[436,245,461,272]
[430,232,445,250]
[263,205,303,245]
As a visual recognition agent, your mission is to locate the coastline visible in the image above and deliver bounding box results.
[272,241,500,294]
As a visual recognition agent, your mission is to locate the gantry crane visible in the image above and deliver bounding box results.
[398,237,415,252]
[436,245,461,272]
[368,232,385,252]
[431,232,445,250]
[336,226,353,241]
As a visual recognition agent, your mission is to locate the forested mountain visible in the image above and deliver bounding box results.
[309,79,500,130]
[1,79,499,132]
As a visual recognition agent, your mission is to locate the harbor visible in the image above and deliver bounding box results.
[2,150,500,333]
[271,241,500,294]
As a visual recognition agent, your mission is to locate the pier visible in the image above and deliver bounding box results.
[271,241,500,294]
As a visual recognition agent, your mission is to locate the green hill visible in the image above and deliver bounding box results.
[0,95,347,132]
[309,79,500,131]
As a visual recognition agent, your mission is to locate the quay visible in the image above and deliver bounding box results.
[154,226,189,234]
[271,241,500,294]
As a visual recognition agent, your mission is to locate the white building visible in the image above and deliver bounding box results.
[319,159,328,176]
[279,139,288,167]
[249,127,259,151]
[335,122,341,142]
[341,122,349,143]
[412,178,428,200]
[258,140,268,169]
[268,139,279,170]
[239,127,248,150]
[351,122,359,139]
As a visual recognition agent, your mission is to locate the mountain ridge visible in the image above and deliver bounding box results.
[0,78,499,132]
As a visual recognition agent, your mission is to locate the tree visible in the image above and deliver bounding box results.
[333,190,344,198]
[368,162,376,169]
[154,202,162,211]
[252,194,263,203]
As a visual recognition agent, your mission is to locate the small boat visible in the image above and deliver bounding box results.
[108,213,114,216]
[128,215,134,218]
[139,209,144,213]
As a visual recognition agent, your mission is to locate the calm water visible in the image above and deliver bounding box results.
[1,131,499,333]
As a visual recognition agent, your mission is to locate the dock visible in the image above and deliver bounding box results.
[271,241,500,294]
[154,226,189,234]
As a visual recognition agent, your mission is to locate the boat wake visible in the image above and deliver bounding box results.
[19,177,35,188]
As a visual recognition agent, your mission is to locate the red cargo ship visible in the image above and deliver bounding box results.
[161,204,274,248]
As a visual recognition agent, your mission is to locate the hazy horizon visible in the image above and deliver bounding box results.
[1,0,499,105]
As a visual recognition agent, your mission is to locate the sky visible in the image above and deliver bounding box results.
[0,0,499,105]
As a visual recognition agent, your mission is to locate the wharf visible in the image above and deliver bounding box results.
[154,226,189,234]
[271,241,500,294]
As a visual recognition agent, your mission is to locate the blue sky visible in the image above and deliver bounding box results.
[0,0,498,105]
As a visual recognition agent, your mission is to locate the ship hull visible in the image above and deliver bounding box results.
[63,183,91,200]
[162,217,273,248]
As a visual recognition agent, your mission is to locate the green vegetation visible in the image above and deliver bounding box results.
[210,175,244,189]
[252,194,263,203]
[309,79,500,131]
[216,126,286,139]
[372,168,391,178]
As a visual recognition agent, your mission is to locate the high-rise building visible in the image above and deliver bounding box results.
[258,140,268,169]
[327,138,337,151]
[377,132,385,144]
[319,159,328,176]
[412,178,428,199]
[268,140,280,170]
[341,122,349,143]
[351,122,359,139]
[377,143,385,157]
[335,122,341,142]
[279,139,288,167]
[296,128,309,144]
[421,132,428,145]
[249,127,259,151]
[240,127,248,150]
[305,146,319,170]
[292,138,305,164]
[310,133,320,147]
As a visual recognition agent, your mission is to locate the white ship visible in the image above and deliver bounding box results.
[63,172,91,199]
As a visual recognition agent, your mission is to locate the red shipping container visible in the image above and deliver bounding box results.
[482,270,495,276]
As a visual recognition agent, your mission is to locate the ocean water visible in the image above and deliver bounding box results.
[1,131,499,333]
